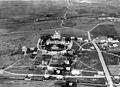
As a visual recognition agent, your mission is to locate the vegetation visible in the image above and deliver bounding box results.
[91,24,118,37]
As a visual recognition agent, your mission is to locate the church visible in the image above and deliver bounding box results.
[37,31,73,55]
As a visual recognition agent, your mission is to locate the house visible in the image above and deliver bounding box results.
[71,69,81,75]
[90,46,95,50]
[22,46,27,55]
[100,40,108,43]
[98,71,104,76]
[113,44,118,47]
[111,40,119,43]
[84,39,89,43]
[71,36,75,40]
[108,38,113,42]
[108,37,119,43]
[77,37,83,42]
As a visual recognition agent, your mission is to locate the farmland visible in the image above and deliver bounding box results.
[90,24,118,38]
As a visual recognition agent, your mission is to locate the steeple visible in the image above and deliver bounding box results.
[52,31,61,39]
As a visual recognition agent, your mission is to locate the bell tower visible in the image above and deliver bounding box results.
[52,31,61,39]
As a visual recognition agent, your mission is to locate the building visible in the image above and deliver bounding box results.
[98,17,120,22]
[77,37,83,42]
[38,31,73,55]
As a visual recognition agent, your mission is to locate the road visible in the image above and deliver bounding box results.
[60,0,70,27]
[88,31,114,87]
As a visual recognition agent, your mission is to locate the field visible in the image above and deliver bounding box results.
[0,27,88,68]
[1,0,120,33]
[90,23,119,38]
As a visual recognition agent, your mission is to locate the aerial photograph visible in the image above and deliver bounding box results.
[0,0,120,87]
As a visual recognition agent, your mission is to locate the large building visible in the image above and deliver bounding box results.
[37,31,73,55]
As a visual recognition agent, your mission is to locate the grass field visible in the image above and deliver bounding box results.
[102,52,119,65]
[102,52,120,76]
[90,23,119,38]
[0,27,88,69]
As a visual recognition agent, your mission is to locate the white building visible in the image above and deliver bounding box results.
[100,40,108,43]
[77,37,83,42]
[51,31,61,39]
[113,44,118,47]
[71,69,81,76]
[71,36,75,40]
[39,31,73,56]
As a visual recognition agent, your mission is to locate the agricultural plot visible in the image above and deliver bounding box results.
[0,20,62,33]
[73,24,97,31]
[90,23,118,38]
[72,18,99,31]
[102,52,119,65]
[102,52,120,76]
[62,19,77,27]
[82,43,94,49]
[39,27,88,38]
